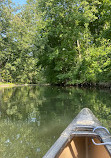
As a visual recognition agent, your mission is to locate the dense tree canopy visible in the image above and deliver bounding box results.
[0,0,111,85]
[0,0,43,83]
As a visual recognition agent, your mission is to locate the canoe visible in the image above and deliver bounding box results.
[43,108,111,158]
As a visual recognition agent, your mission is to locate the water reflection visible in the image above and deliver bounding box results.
[0,86,111,157]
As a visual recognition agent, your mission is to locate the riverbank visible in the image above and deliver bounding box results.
[0,83,48,88]
[0,82,16,87]
[66,82,111,89]
[0,82,111,89]
[55,81,111,89]
[0,83,30,88]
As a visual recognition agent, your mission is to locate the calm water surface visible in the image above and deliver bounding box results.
[0,86,111,158]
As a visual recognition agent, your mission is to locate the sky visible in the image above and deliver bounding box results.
[12,0,26,6]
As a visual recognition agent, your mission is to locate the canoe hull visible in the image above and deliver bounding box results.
[43,108,111,158]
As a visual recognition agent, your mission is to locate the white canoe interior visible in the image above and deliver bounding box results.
[58,136,110,158]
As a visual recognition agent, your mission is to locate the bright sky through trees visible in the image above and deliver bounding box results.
[12,0,26,5]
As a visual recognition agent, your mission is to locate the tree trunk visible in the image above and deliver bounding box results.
[0,69,2,82]
[77,40,81,59]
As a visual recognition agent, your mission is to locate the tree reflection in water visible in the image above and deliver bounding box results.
[0,86,111,157]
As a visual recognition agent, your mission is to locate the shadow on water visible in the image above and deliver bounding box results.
[0,86,111,157]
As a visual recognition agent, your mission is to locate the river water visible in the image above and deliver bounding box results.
[0,85,111,158]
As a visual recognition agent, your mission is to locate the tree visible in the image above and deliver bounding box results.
[37,0,103,85]
[0,0,13,81]
[0,0,43,83]
[0,0,110,85]
[88,0,111,42]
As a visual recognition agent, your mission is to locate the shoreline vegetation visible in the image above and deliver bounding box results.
[0,82,110,89]
[0,82,50,88]
[1,0,111,87]
[55,82,111,89]
[0,83,15,87]
[0,82,28,88]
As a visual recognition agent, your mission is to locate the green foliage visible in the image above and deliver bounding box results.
[73,40,111,83]
[0,0,44,84]
[37,0,111,85]
[0,0,111,85]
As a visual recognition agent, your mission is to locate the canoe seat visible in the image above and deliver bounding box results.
[58,136,110,158]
